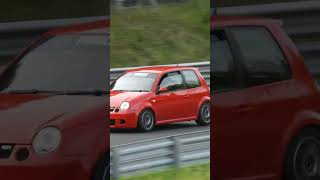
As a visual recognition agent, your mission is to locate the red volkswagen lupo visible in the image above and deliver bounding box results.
[110,66,210,131]
[0,20,109,180]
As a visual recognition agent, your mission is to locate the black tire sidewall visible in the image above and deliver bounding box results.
[93,153,110,180]
[196,101,210,126]
[137,109,155,132]
[284,127,320,180]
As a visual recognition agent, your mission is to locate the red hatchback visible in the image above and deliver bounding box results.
[212,16,320,180]
[110,66,210,131]
[0,20,110,180]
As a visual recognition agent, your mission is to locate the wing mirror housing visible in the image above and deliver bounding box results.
[158,87,168,93]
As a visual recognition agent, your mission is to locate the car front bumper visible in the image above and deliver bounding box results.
[0,144,91,180]
[110,111,138,129]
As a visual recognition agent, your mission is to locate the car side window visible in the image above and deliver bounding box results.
[230,27,291,87]
[159,71,185,92]
[211,30,236,93]
[182,70,200,88]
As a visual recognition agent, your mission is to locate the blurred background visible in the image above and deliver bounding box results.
[0,0,109,70]
[0,0,109,21]
[110,0,209,68]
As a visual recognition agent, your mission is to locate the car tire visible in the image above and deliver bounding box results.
[93,153,110,180]
[196,102,210,126]
[284,127,320,180]
[137,109,155,132]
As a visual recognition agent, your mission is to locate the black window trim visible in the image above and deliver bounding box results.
[156,70,187,95]
[181,69,201,89]
[211,29,243,93]
[227,25,293,89]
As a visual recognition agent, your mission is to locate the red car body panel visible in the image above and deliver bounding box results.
[0,20,110,179]
[212,16,320,180]
[110,66,210,129]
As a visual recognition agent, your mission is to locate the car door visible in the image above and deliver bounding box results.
[213,27,295,179]
[230,27,295,177]
[181,69,203,118]
[212,29,252,179]
[152,71,189,122]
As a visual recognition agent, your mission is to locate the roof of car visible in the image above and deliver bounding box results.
[127,66,197,73]
[211,16,282,29]
[44,19,109,36]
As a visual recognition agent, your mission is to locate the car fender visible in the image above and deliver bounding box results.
[196,96,211,117]
[135,101,156,118]
[278,110,320,177]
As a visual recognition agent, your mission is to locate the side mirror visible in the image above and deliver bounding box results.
[158,87,168,93]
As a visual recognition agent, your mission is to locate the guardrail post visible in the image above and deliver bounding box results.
[171,137,182,168]
[112,149,120,180]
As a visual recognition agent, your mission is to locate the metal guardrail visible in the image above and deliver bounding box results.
[215,0,320,66]
[110,130,210,179]
[110,61,211,85]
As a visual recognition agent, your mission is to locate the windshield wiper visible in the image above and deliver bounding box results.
[61,90,108,96]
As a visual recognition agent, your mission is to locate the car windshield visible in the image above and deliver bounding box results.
[0,28,109,94]
[111,72,157,92]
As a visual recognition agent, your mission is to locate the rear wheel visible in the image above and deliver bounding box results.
[93,153,109,180]
[196,102,210,126]
[285,128,320,180]
[137,109,155,132]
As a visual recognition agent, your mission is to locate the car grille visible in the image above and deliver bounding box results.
[110,107,119,113]
[0,144,14,159]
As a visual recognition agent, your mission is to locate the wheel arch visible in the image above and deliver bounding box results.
[279,110,320,178]
[138,103,156,122]
[196,96,211,117]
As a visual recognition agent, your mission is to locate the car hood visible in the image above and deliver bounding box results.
[0,94,105,144]
[110,91,150,107]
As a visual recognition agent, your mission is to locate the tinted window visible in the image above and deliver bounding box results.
[111,72,157,92]
[182,70,200,88]
[0,29,108,92]
[230,27,290,86]
[159,71,184,92]
[211,31,236,92]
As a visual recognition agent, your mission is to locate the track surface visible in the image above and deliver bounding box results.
[111,121,210,146]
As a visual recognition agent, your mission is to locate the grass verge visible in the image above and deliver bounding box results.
[110,0,210,68]
[118,164,210,180]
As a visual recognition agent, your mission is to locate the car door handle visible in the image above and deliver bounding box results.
[237,105,254,113]
[184,95,190,98]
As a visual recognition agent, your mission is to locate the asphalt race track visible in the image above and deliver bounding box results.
[111,121,210,146]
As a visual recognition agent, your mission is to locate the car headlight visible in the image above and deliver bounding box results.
[120,101,130,110]
[32,127,61,154]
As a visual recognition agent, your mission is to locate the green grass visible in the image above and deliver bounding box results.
[110,0,210,68]
[119,164,210,180]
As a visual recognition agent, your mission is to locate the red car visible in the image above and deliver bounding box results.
[110,66,210,131]
[0,20,110,180]
[212,16,320,180]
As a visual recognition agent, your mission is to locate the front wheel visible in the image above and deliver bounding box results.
[285,128,320,180]
[137,109,155,132]
[93,153,109,180]
[196,102,210,126]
